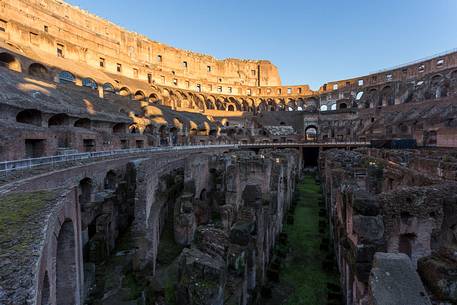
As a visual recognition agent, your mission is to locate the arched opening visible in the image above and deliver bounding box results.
[16,109,42,126]
[320,105,328,112]
[227,104,235,111]
[82,78,98,90]
[58,71,76,84]
[129,123,140,134]
[40,271,50,305]
[0,52,21,72]
[170,127,179,145]
[330,104,337,111]
[119,87,131,98]
[287,100,296,111]
[56,220,77,305]
[305,126,318,141]
[48,113,69,127]
[356,91,364,101]
[28,63,48,78]
[103,83,115,96]
[339,103,348,109]
[79,177,93,204]
[104,170,117,190]
[144,124,156,135]
[381,86,394,106]
[134,90,146,101]
[159,125,169,145]
[74,118,91,129]
[199,189,207,201]
[112,123,127,134]
[149,93,159,103]
[215,98,226,110]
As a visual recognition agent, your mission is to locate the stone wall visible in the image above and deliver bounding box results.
[319,148,457,305]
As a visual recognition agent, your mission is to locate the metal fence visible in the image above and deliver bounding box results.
[0,144,236,173]
[0,142,369,173]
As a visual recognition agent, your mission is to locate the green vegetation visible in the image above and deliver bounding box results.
[0,190,55,253]
[281,176,339,305]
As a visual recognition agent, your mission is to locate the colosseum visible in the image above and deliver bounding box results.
[0,1,456,305]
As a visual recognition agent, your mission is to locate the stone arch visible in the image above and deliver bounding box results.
[159,125,169,145]
[173,117,184,130]
[206,96,216,110]
[200,122,210,136]
[277,99,286,111]
[242,99,250,112]
[0,52,21,72]
[103,83,115,95]
[199,189,207,201]
[430,74,443,84]
[129,123,140,134]
[287,99,296,111]
[227,104,235,111]
[112,123,127,134]
[104,170,117,190]
[296,98,305,111]
[339,102,348,109]
[16,109,42,126]
[74,118,91,129]
[306,97,319,110]
[48,113,70,127]
[366,88,377,108]
[305,125,318,141]
[134,90,146,101]
[28,63,49,78]
[58,71,76,84]
[430,74,447,98]
[56,220,77,305]
[189,120,198,136]
[82,78,97,90]
[192,94,205,111]
[320,105,328,111]
[381,86,394,106]
[267,99,276,111]
[119,87,132,98]
[149,92,160,103]
[144,124,156,135]
[79,177,93,204]
[228,97,242,111]
[215,97,226,110]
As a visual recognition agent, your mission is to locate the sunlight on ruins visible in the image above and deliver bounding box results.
[0,1,456,305]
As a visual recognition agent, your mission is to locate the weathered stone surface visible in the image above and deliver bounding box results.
[176,248,226,305]
[418,248,457,303]
[369,252,431,305]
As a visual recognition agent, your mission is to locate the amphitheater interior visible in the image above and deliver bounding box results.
[0,1,457,305]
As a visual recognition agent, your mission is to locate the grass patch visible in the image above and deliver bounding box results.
[0,190,55,254]
[281,176,339,305]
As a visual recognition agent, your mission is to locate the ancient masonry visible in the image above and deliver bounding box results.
[0,0,456,305]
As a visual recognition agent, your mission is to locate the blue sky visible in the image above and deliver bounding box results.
[67,0,457,89]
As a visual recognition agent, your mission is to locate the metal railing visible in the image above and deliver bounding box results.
[239,142,370,147]
[0,144,236,173]
[369,48,457,75]
[0,142,370,173]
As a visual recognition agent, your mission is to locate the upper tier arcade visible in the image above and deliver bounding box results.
[1,0,282,91]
